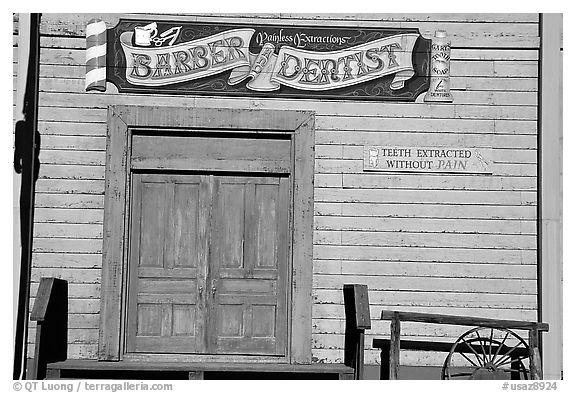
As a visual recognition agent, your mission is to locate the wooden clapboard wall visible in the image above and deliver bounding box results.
[14,13,539,365]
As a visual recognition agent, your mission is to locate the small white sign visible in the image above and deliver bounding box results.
[363,146,492,174]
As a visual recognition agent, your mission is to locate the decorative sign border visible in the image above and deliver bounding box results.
[88,19,436,101]
[363,146,493,174]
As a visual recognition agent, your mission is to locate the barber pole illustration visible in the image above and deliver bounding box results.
[424,30,453,102]
[85,19,107,92]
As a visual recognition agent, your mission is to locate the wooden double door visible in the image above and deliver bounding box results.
[126,173,290,356]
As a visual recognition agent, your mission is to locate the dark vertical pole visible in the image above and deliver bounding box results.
[13,13,41,380]
[355,329,365,380]
[379,341,390,380]
[510,352,521,380]
[529,327,543,380]
[389,312,401,380]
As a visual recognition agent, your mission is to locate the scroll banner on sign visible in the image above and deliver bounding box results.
[120,29,419,92]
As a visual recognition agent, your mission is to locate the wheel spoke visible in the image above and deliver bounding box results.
[490,331,510,363]
[489,329,494,359]
[476,331,488,364]
[463,340,485,366]
[457,351,480,368]
[493,341,525,368]
[495,354,529,368]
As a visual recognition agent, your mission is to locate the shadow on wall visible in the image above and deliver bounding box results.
[14,117,41,379]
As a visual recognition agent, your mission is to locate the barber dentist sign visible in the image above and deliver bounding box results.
[86,18,453,102]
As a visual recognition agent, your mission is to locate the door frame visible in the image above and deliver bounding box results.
[98,106,315,364]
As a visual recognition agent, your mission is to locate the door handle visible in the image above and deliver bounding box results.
[198,285,204,298]
[211,281,217,297]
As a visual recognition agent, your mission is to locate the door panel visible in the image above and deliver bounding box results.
[126,174,208,353]
[209,176,289,355]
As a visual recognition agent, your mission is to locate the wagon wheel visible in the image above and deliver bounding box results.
[441,327,530,380]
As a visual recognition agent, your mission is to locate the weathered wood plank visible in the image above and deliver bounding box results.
[36,107,106,122]
[313,289,538,309]
[316,216,536,234]
[35,194,104,209]
[311,347,495,367]
[314,305,539,322]
[41,135,106,151]
[38,121,107,136]
[313,230,536,250]
[337,174,536,191]
[35,179,104,195]
[32,238,102,254]
[37,89,538,111]
[38,13,539,47]
[39,150,105,166]
[316,131,536,149]
[34,75,544,98]
[315,202,537,220]
[32,252,101,269]
[34,208,103,224]
[41,36,85,49]
[30,268,101,284]
[28,326,100,346]
[314,260,537,278]
[314,245,536,265]
[209,13,540,23]
[451,49,539,61]
[313,275,537,295]
[34,223,103,239]
[61,343,98,359]
[38,164,105,180]
[39,13,540,36]
[67,315,101,328]
[32,99,537,122]
[315,188,536,206]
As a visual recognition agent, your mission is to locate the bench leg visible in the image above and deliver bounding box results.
[188,371,204,380]
[45,368,61,379]
[529,328,543,380]
[511,355,521,380]
[389,313,401,380]
[379,344,390,380]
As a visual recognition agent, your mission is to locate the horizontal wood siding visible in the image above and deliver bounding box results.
[24,13,539,368]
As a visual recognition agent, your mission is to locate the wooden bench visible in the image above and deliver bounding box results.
[32,277,354,380]
[375,310,549,380]
[29,278,68,379]
[46,359,354,380]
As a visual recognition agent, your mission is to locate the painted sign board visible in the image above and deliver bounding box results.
[363,146,492,174]
[88,18,434,101]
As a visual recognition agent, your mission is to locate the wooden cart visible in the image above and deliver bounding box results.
[374,310,549,380]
